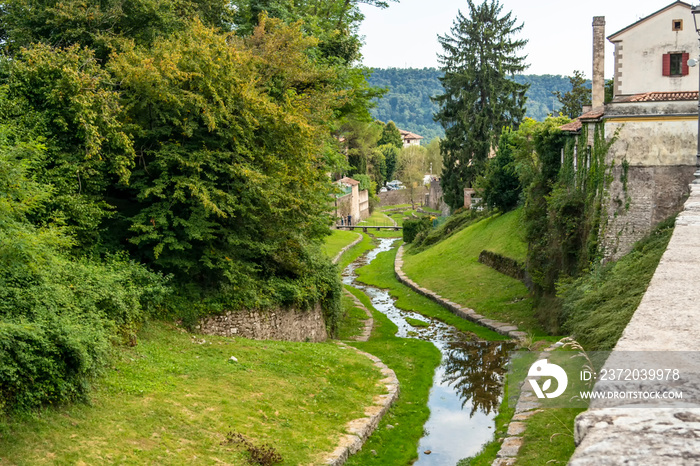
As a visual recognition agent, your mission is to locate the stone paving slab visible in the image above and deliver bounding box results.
[570,183,700,465]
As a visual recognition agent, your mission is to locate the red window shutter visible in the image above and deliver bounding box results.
[683,52,690,75]
[663,53,671,76]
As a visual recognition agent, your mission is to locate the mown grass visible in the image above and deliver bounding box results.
[401,209,545,335]
[343,286,442,465]
[355,244,504,341]
[323,229,362,260]
[358,209,396,227]
[337,232,375,270]
[0,322,384,465]
[337,293,370,340]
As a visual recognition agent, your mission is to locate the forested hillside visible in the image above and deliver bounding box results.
[369,68,582,142]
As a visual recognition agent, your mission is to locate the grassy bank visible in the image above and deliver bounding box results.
[0,322,384,465]
[401,209,544,335]
[343,286,442,465]
[323,229,362,259]
[559,217,676,351]
[356,243,504,341]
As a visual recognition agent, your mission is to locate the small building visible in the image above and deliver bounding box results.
[334,177,369,224]
[399,129,424,147]
[563,2,698,259]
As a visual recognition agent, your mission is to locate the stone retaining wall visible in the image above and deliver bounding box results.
[478,250,531,288]
[323,342,399,465]
[395,245,526,341]
[570,181,700,465]
[198,305,328,342]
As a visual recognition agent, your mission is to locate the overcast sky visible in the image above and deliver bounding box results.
[358,0,686,77]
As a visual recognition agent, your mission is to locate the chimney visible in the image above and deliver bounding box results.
[592,16,606,108]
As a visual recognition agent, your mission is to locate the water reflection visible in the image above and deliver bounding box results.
[343,237,513,465]
[442,340,515,417]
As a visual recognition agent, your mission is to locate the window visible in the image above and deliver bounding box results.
[672,19,683,31]
[663,52,689,76]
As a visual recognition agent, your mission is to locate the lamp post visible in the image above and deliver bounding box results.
[691,5,700,181]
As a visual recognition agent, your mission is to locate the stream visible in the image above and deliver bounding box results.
[342,237,513,465]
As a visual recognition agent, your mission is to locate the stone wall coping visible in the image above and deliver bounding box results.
[394,244,525,342]
[323,342,400,465]
[570,182,700,464]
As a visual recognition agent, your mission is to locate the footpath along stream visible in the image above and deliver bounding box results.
[342,237,514,465]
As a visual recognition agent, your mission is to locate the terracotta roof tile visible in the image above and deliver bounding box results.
[616,91,699,102]
[560,120,583,132]
[337,177,359,186]
[399,129,424,140]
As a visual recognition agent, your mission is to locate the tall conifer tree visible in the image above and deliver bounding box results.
[434,0,528,210]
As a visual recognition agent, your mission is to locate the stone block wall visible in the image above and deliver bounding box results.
[379,187,427,206]
[602,164,694,260]
[197,304,328,342]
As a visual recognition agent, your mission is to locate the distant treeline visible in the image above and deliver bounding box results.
[369,68,586,142]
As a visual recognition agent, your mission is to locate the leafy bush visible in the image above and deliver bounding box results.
[403,217,432,243]
[0,139,169,413]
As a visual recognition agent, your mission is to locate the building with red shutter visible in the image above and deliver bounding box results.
[563,2,699,259]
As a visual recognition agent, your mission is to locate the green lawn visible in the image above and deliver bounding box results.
[355,244,504,341]
[343,286,442,465]
[323,229,362,259]
[0,322,384,465]
[337,293,370,340]
[401,209,546,335]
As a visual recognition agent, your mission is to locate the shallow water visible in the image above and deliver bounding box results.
[342,237,512,465]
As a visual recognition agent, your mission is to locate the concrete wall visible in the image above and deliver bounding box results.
[198,304,328,342]
[610,3,697,96]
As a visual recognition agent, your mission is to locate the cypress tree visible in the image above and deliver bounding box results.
[434,0,528,210]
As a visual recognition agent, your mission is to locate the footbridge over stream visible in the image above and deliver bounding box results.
[570,183,700,465]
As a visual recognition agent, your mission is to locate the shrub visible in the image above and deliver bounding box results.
[0,141,169,413]
[403,217,431,243]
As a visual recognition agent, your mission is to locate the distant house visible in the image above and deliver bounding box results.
[334,177,369,224]
[562,1,698,259]
[399,129,424,147]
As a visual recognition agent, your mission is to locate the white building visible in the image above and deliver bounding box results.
[563,1,698,259]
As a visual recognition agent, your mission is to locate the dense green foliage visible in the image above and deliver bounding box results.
[0,0,393,414]
[0,136,168,413]
[559,217,675,350]
[478,129,521,212]
[434,0,528,210]
[402,217,431,243]
[368,68,582,143]
[553,70,592,119]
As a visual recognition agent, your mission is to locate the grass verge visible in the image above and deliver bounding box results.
[0,321,384,465]
[401,210,545,335]
[337,293,370,340]
[323,230,362,260]
[343,286,442,465]
[355,242,504,341]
